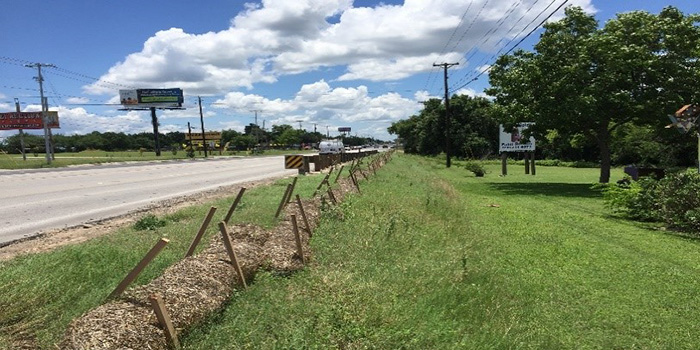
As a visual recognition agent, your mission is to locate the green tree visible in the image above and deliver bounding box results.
[488,6,700,182]
[276,128,303,147]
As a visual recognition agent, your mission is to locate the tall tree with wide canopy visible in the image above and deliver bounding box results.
[488,6,700,182]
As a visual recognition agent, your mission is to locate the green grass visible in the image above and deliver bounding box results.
[0,174,320,349]
[3,153,700,349]
[0,149,314,169]
[181,154,700,349]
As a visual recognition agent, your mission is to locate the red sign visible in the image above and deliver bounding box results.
[0,111,60,130]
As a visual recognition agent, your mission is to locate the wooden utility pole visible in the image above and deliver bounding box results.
[433,62,459,168]
[198,96,208,157]
[25,62,55,164]
[150,107,161,156]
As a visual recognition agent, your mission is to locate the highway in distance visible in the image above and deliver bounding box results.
[0,156,297,245]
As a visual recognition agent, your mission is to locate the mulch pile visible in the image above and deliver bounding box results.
[60,153,391,350]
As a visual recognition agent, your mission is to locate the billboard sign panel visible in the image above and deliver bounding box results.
[499,123,535,152]
[186,132,222,141]
[0,111,60,130]
[119,88,183,109]
[338,127,351,132]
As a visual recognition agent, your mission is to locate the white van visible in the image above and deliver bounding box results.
[319,140,345,154]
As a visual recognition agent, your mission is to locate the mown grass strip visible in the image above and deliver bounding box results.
[0,174,318,349]
[181,154,700,349]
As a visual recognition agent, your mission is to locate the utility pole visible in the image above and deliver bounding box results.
[25,62,55,164]
[187,121,193,153]
[326,125,330,138]
[313,123,317,133]
[14,98,26,161]
[433,62,459,168]
[198,96,208,157]
[296,120,303,130]
[150,107,161,156]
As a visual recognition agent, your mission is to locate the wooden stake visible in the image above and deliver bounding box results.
[149,293,181,349]
[218,222,247,289]
[287,177,298,203]
[358,167,369,180]
[185,206,217,257]
[334,165,345,183]
[327,188,338,205]
[291,215,305,264]
[350,172,361,194]
[108,238,169,299]
[275,183,293,218]
[224,187,246,224]
[312,173,331,197]
[295,194,312,237]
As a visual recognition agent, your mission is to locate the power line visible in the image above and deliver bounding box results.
[451,0,570,92]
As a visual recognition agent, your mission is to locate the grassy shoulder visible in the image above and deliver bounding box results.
[182,155,700,349]
[0,174,321,349]
[0,149,314,169]
[3,154,700,349]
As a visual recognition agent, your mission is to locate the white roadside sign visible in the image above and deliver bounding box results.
[499,123,536,152]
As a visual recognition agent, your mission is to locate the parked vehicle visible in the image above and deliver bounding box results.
[319,140,345,154]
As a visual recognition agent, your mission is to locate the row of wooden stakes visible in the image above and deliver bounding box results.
[104,150,394,349]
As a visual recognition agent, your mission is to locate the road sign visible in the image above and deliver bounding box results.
[285,155,304,169]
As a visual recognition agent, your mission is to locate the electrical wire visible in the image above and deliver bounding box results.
[450,0,570,92]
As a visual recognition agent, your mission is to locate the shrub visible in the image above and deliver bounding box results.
[595,177,661,221]
[464,161,486,177]
[133,214,168,231]
[655,170,700,231]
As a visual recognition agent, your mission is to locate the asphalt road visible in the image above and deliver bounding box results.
[0,156,297,245]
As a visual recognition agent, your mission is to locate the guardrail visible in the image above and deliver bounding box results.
[285,151,379,174]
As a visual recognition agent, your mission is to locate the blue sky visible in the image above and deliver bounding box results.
[1,0,699,142]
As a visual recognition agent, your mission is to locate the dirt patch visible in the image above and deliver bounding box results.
[0,177,288,262]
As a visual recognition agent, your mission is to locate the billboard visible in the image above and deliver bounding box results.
[186,132,222,141]
[338,127,351,132]
[119,88,183,109]
[0,111,60,130]
[499,123,535,152]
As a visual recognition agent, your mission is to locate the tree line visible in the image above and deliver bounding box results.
[389,6,700,182]
[0,123,381,154]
